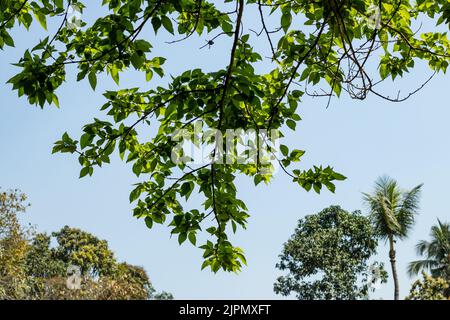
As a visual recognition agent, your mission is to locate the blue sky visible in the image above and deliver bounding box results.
[1,5,449,299]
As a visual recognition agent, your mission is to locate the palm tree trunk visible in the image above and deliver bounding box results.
[388,234,399,300]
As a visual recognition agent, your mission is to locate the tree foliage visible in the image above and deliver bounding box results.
[0,188,31,299]
[274,206,387,300]
[2,0,450,271]
[0,188,171,300]
[406,272,449,300]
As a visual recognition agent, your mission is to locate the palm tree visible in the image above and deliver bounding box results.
[408,220,450,282]
[363,176,423,300]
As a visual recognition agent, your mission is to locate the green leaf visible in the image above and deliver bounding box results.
[35,12,47,30]
[2,32,14,47]
[145,216,153,229]
[289,149,305,162]
[161,16,174,34]
[129,186,141,203]
[286,119,297,131]
[324,182,336,193]
[201,260,210,270]
[130,52,144,69]
[79,167,90,178]
[281,12,292,33]
[188,232,197,246]
[280,144,289,157]
[379,63,388,80]
[88,72,97,90]
[145,70,153,82]
[151,17,161,34]
[178,232,187,245]
[313,182,322,194]
[333,172,347,181]
[80,133,92,149]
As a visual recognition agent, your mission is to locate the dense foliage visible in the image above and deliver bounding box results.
[406,272,449,300]
[0,188,171,300]
[0,189,31,299]
[2,0,450,271]
[274,206,387,299]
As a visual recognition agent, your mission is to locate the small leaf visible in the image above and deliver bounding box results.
[286,119,297,131]
[333,172,347,181]
[88,71,97,90]
[145,216,153,229]
[151,17,161,34]
[188,232,197,246]
[79,167,90,178]
[178,232,187,245]
[281,12,292,33]
[80,133,92,149]
[130,52,144,69]
[280,144,289,157]
[161,16,174,34]
[35,12,47,30]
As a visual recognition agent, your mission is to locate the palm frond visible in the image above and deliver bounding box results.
[409,219,450,279]
[408,259,437,276]
[396,184,423,239]
[415,240,430,256]
[363,193,398,239]
[362,176,404,238]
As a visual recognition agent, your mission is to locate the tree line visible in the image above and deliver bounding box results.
[0,188,173,300]
[2,176,448,300]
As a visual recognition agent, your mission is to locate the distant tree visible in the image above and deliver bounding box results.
[0,188,172,300]
[25,227,169,300]
[0,189,31,299]
[274,206,386,300]
[408,220,450,281]
[50,226,117,277]
[33,262,154,300]
[152,291,174,300]
[406,272,449,300]
[25,233,66,278]
[363,176,422,300]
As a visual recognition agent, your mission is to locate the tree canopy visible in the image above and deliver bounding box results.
[2,0,450,272]
[274,206,387,299]
[0,188,171,300]
[0,188,31,299]
[406,272,449,300]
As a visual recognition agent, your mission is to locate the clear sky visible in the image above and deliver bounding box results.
[1,5,449,300]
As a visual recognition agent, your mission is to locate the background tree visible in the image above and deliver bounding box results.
[406,272,449,300]
[0,188,171,300]
[363,176,423,300]
[24,226,170,299]
[408,220,450,280]
[0,188,31,299]
[33,262,156,300]
[2,0,450,271]
[274,206,387,300]
[50,226,117,277]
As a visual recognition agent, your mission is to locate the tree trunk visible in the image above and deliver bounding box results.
[388,234,399,300]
